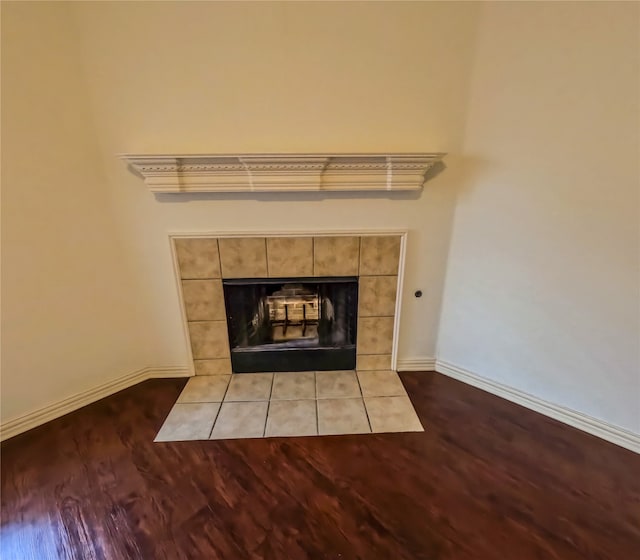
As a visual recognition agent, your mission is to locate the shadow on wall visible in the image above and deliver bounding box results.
[450,156,495,201]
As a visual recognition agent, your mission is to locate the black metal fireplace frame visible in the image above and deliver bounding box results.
[223,276,358,373]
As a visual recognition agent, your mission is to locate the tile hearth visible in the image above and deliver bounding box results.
[155,370,424,442]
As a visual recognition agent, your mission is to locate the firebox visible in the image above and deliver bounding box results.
[223,277,358,373]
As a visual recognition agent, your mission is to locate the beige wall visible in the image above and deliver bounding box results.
[1,2,149,422]
[71,1,480,369]
[1,1,480,423]
[437,2,640,432]
[5,1,637,439]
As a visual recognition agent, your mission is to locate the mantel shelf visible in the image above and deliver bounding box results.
[120,153,446,194]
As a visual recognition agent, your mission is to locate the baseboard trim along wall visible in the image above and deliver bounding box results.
[4,359,638,454]
[435,360,640,454]
[0,366,191,442]
[396,357,436,371]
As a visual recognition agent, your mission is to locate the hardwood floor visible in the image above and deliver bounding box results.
[1,372,638,559]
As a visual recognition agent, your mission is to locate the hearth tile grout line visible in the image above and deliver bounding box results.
[359,314,395,318]
[264,238,269,278]
[262,372,276,437]
[354,371,373,433]
[206,375,231,439]
[313,372,319,434]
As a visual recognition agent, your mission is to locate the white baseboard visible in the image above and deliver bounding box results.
[6,359,637,454]
[435,360,640,454]
[396,357,436,371]
[146,366,192,378]
[0,365,191,442]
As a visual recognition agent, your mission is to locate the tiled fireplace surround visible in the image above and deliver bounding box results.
[172,233,405,375]
[154,231,424,440]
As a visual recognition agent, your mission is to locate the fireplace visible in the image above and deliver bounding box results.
[223,277,358,372]
[172,233,403,376]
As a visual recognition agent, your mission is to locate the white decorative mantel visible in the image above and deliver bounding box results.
[120,153,445,193]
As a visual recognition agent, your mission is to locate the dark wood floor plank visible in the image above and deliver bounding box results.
[1,373,639,559]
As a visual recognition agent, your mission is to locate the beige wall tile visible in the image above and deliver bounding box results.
[358,275,398,317]
[357,316,394,355]
[224,373,273,401]
[356,354,392,371]
[218,237,268,278]
[317,398,370,435]
[364,396,424,433]
[154,403,220,441]
[267,237,313,277]
[316,370,361,399]
[359,236,401,276]
[313,236,360,276]
[194,358,232,375]
[174,238,220,279]
[187,321,230,359]
[177,375,230,403]
[265,399,317,437]
[210,401,268,440]
[181,279,225,321]
[357,370,407,398]
[271,372,316,400]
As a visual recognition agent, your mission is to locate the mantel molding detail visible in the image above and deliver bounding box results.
[120,153,445,193]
